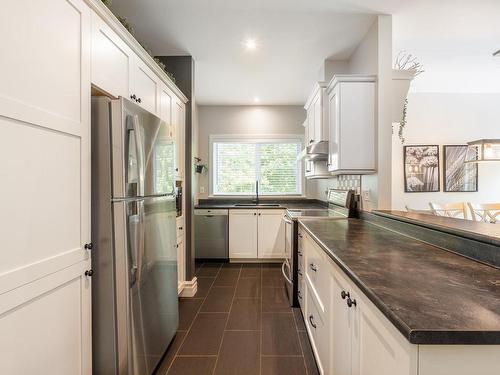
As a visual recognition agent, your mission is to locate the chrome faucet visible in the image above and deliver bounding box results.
[255,180,259,205]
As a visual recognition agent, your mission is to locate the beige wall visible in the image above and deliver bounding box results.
[196,105,306,199]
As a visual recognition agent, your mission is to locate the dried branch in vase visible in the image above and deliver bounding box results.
[394,50,424,76]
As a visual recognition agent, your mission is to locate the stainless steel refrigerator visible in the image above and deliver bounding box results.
[91,97,178,375]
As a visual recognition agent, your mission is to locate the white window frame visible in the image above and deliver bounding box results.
[209,134,304,197]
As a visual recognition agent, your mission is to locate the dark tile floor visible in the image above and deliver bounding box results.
[156,262,319,375]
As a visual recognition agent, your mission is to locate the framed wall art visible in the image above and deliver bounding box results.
[443,145,478,192]
[404,145,440,192]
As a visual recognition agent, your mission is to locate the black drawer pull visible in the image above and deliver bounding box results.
[347,297,357,308]
[341,290,350,300]
[309,315,317,329]
[85,269,94,277]
[298,291,302,299]
[309,263,317,272]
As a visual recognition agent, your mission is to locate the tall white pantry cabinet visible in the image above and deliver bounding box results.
[0,0,187,373]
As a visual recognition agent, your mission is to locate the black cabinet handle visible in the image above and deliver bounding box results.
[298,269,303,277]
[175,168,179,172]
[85,269,94,277]
[137,98,142,103]
[309,315,317,329]
[347,297,357,308]
[298,233,303,238]
[178,226,183,230]
[298,291,303,299]
[254,213,257,216]
[309,263,317,272]
[130,94,137,100]
[309,139,314,144]
[84,243,93,250]
[341,290,349,300]
[298,250,303,256]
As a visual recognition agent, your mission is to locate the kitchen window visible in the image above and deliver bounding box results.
[210,136,303,196]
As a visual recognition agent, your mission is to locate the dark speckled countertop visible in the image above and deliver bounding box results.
[375,210,500,247]
[298,218,500,345]
[195,199,326,210]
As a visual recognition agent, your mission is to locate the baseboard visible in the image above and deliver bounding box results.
[178,277,198,297]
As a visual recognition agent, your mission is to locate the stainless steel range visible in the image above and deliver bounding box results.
[282,189,358,307]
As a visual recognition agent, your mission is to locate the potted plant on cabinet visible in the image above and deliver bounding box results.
[392,51,424,143]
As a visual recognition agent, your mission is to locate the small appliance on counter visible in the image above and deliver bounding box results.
[282,189,358,307]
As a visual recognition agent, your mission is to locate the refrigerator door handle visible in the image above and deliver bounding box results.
[131,114,145,196]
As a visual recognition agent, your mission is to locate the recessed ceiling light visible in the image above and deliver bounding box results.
[245,38,258,50]
[254,97,260,103]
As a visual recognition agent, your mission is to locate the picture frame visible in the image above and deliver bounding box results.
[404,145,440,193]
[443,145,478,192]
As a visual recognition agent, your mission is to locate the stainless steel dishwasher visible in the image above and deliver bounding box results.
[194,209,229,260]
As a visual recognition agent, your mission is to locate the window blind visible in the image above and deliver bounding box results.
[213,139,302,195]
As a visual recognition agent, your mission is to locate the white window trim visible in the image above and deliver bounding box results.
[209,134,305,198]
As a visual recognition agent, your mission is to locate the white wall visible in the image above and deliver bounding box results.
[392,92,500,211]
[307,15,393,209]
[196,105,306,199]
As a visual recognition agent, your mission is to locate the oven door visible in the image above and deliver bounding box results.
[282,215,294,304]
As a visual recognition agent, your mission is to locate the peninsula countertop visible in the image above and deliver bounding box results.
[298,217,500,345]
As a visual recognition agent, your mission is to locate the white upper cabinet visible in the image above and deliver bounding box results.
[304,82,328,144]
[257,210,286,258]
[326,75,376,175]
[130,57,160,115]
[172,98,185,179]
[91,11,132,98]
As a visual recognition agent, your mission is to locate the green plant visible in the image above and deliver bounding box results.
[101,0,112,8]
[398,98,408,144]
[117,16,134,35]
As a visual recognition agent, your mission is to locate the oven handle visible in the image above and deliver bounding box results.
[281,260,293,285]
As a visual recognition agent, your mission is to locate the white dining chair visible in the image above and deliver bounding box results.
[429,202,467,219]
[467,203,500,223]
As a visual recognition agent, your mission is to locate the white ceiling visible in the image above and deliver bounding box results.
[111,0,500,104]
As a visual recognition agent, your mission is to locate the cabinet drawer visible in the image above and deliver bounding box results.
[297,273,305,310]
[306,283,329,375]
[304,235,329,312]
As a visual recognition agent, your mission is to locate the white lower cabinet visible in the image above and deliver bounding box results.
[301,227,417,375]
[257,209,286,258]
[229,209,285,259]
[229,210,258,258]
[301,227,500,375]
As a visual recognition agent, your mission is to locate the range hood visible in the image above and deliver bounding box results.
[298,141,329,161]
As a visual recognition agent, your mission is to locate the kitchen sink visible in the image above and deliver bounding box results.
[234,203,281,207]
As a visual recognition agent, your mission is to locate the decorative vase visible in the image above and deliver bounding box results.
[392,69,416,123]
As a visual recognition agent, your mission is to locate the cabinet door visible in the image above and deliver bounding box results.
[306,106,315,145]
[257,209,286,258]
[91,11,132,98]
[172,99,185,179]
[229,210,258,258]
[313,92,323,142]
[160,84,173,126]
[328,86,340,172]
[331,271,353,375]
[351,289,417,375]
[131,57,159,115]
[177,240,185,287]
[338,82,375,172]
[0,0,91,372]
